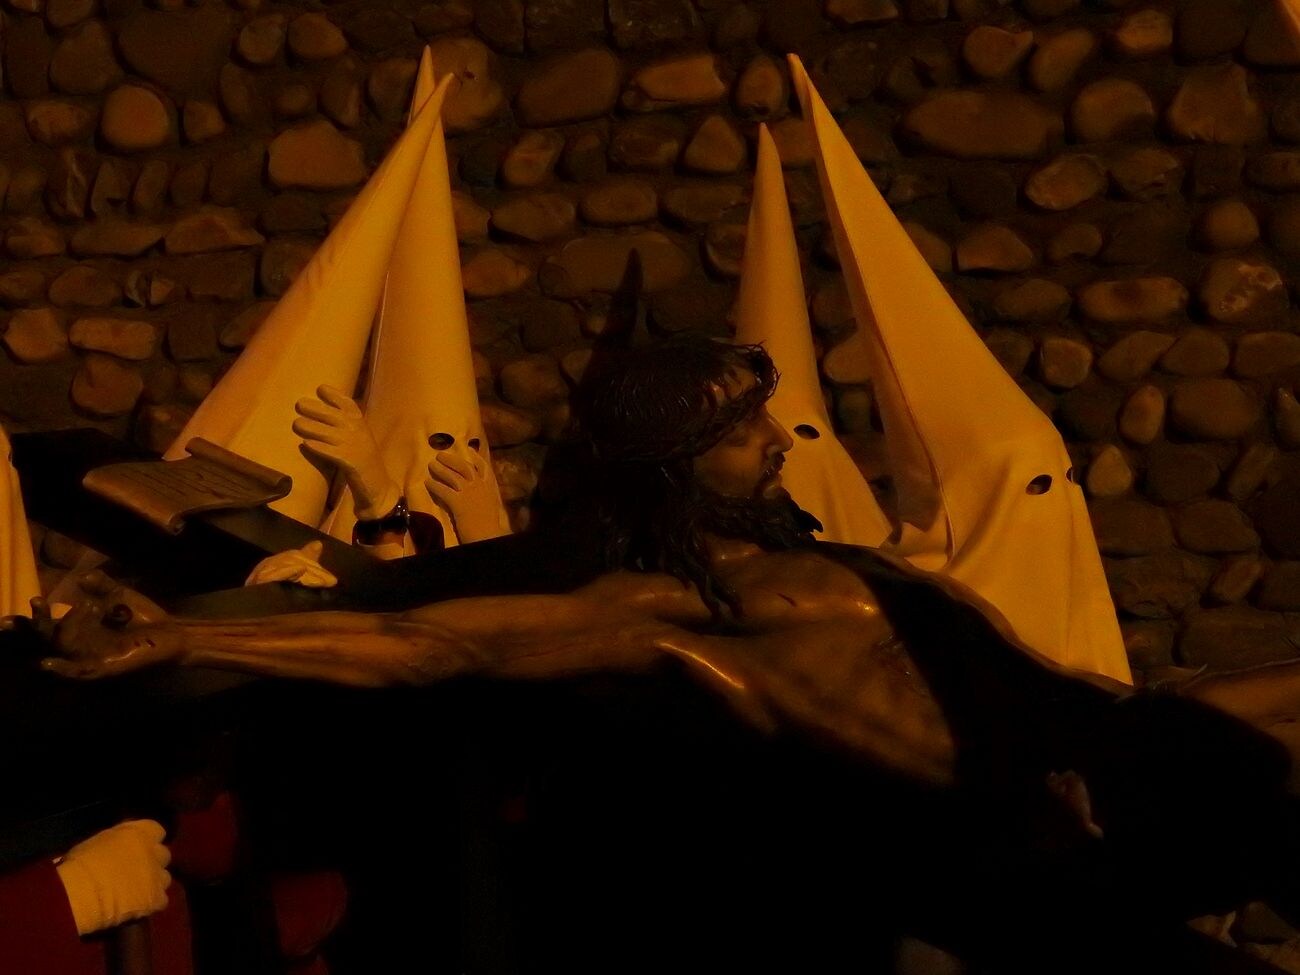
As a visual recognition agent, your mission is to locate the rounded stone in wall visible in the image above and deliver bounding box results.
[1143,443,1221,505]
[5,17,53,99]
[117,6,234,94]
[609,116,687,170]
[955,223,1035,272]
[49,20,122,95]
[621,53,727,113]
[1234,332,1300,379]
[580,179,658,226]
[69,317,157,361]
[182,100,226,144]
[703,222,746,277]
[1085,444,1132,498]
[1027,28,1095,93]
[70,221,167,259]
[1247,152,1300,191]
[1110,8,1172,59]
[1024,153,1106,210]
[1226,443,1277,502]
[320,59,364,129]
[1039,333,1093,389]
[366,59,416,125]
[218,301,275,350]
[49,265,120,308]
[5,217,65,260]
[1243,1,1300,69]
[0,269,48,307]
[1070,79,1155,142]
[451,192,490,242]
[1168,378,1259,440]
[1159,328,1230,378]
[903,222,952,273]
[1118,384,1164,445]
[1196,199,1258,251]
[516,49,622,127]
[491,193,577,243]
[462,249,531,298]
[1276,388,1300,449]
[682,115,746,174]
[1207,555,1263,606]
[1197,258,1288,326]
[268,121,368,190]
[1265,196,1300,259]
[1166,63,1266,147]
[101,85,171,151]
[165,208,265,255]
[288,13,349,60]
[1108,147,1183,199]
[71,355,143,417]
[45,0,96,30]
[962,25,1034,80]
[259,239,316,297]
[1089,498,1174,558]
[826,0,899,27]
[993,278,1066,325]
[661,182,747,226]
[272,84,315,120]
[3,308,68,364]
[1174,500,1259,555]
[733,54,785,119]
[1177,0,1248,62]
[983,328,1034,378]
[901,89,1062,160]
[1046,222,1103,263]
[25,100,96,146]
[499,354,568,410]
[426,37,504,133]
[502,131,564,188]
[1076,277,1187,324]
[238,14,287,66]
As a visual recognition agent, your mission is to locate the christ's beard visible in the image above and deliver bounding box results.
[693,485,822,550]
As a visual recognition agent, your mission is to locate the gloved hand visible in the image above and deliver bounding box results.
[55,820,172,935]
[424,444,508,544]
[244,540,338,588]
[293,386,401,521]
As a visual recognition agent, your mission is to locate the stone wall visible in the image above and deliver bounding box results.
[4,0,1300,682]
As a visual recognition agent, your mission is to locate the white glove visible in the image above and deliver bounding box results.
[293,385,401,521]
[55,820,172,936]
[245,540,338,588]
[424,444,507,544]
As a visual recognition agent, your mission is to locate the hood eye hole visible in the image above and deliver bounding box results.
[1026,474,1052,495]
[467,437,482,451]
[429,433,455,450]
[1065,466,1077,484]
[794,424,820,440]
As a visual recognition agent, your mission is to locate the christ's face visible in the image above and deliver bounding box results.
[692,370,794,502]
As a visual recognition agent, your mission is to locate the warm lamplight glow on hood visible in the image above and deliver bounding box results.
[0,424,40,618]
[733,124,893,548]
[164,70,455,528]
[788,55,1130,684]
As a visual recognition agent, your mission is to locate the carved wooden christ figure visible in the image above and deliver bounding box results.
[24,334,1300,955]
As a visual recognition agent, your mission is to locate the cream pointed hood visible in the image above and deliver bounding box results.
[733,124,892,547]
[789,55,1130,683]
[0,425,41,618]
[1281,0,1300,38]
[325,47,508,548]
[165,75,455,527]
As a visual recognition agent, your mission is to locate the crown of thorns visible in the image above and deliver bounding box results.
[585,342,779,465]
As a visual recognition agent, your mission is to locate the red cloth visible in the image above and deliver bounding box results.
[0,859,193,975]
